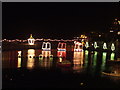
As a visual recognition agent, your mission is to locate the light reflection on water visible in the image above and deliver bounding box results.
[27,49,35,69]
[73,51,84,72]
[2,49,120,80]
[39,51,53,68]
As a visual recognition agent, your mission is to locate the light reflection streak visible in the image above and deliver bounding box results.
[17,51,22,68]
[110,52,115,60]
[27,49,35,69]
[39,51,53,68]
[57,51,66,63]
[73,51,84,72]
[57,51,66,58]
[93,51,97,67]
[101,52,107,71]
[84,50,88,68]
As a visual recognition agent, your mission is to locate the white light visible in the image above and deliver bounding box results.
[28,34,35,45]
[111,43,115,51]
[118,31,120,35]
[42,42,51,51]
[118,21,120,25]
[110,30,113,32]
[103,43,107,50]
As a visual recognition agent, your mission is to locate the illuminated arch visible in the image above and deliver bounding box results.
[74,41,83,52]
[57,42,66,51]
[42,42,51,51]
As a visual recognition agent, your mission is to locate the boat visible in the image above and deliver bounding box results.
[102,71,120,77]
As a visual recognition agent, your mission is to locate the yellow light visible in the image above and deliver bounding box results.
[17,57,21,68]
[42,51,51,58]
[73,52,84,69]
[28,49,35,58]
[118,21,120,25]
[80,35,87,39]
[27,49,35,69]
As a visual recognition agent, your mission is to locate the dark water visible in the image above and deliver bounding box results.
[2,49,120,88]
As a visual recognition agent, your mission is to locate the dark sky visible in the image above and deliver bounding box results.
[2,2,119,39]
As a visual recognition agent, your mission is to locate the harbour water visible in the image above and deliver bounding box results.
[2,49,120,88]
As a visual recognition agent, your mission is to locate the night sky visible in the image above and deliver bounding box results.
[2,2,119,39]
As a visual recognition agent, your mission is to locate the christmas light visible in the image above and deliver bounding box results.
[28,34,35,45]
[85,42,89,48]
[42,42,51,51]
[103,43,107,50]
[94,42,98,49]
[57,42,66,51]
[111,43,115,51]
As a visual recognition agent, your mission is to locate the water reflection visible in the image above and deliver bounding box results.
[39,51,53,68]
[42,51,52,58]
[27,49,35,69]
[110,52,115,60]
[57,51,66,62]
[93,51,98,67]
[73,51,84,72]
[84,50,89,68]
[17,51,22,68]
[101,52,107,71]
[57,51,66,58]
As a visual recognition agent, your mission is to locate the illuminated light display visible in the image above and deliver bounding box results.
[57,42,66,51]
[94,42,98,49]
[111,43,115,51]
[18,51,22,58]
[103,43,107,50]
[59,57,62,62]
[118,21,120,25]
[39,51,53,59]
[27,49,35,69]
[80,35,87,39]
[74,41,83,52]
[42,42,51,51]
[57,51,66,58]
[85,42,89,48]
[110,52,115,60]
[28,34,35,45]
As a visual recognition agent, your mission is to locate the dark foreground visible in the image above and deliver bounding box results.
[3,67,120,89]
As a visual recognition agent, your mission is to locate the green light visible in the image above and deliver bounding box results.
[84,50,88,68]
[110,52,115,60]
[111,43,115,51]
[85,42,89,48]
[93,51,97,66]
[103,43,107,50]
[101,52,107,71]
